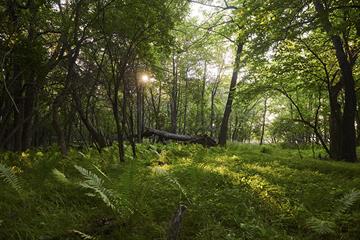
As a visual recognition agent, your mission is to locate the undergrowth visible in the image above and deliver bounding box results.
[0,143,360,239]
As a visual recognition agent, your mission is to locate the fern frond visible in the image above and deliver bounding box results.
[71,229,97,240]
[152,166,168,175]
[336,189,360,216]
[0,163,23,194]
[166,175,191,204]
[151,166,191,204]
[52,168,71,185]
[75,165,116,210]
[306,217,336,235]
[92,164,111,182]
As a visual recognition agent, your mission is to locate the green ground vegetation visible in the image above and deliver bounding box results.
[1,143,360,240]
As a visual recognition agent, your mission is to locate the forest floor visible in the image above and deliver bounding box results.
[1,143,360,240]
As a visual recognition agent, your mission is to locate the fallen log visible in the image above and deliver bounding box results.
[143,128,217,147]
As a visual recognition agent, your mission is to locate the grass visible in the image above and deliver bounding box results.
[1,143,360,239]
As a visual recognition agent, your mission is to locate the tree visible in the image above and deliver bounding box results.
[235,0,359,161]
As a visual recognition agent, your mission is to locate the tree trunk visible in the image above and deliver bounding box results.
[356,108,360,146]
[218,42,243,146]
[259,98,268,145]
[136,79,143,143]
[183,68,189,134]
[232,115,239,141]
[200,61,207,134]
[328,85,342,159]
[13,97,24,151]
[123,74,137,160]
[21,73,37,150]
[143,128,216,147]
[72,93,107,149]
[313,0,357,162]
[170,54,178,133]
[150,85,161,130]
[112,97,125,162]
[12,63,24,151]
[52,97,67,155]
[210,91,216,138]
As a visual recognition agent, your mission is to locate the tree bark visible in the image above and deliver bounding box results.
[210,91,216,138]
[112,96,125,162]
[72,93,107,150]
[52,97,67,155]
[328,83,342,159]
[182,68,189,134]
[210,66,222,138]
[218,42,243,146]
[313,0,357,162]
[170,54,178,133]
[259,98,268,145]
[200,61,207,134]
[143,128,217,147]
[136,77,143,143]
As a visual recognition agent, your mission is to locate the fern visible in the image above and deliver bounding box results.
[306,217,336,235]
[307,189,360,236]
[74,165,132,215]
[335,189,360,216]
[52,168,71,185]
[0,163,23,195]
[71,229,97,240]
[151,166,191,204]
[92,164,111,182]
[75,165,116,210]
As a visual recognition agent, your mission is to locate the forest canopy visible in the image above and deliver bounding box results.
[1,0,359,162]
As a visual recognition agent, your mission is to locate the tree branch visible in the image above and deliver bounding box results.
[189,0,237,10]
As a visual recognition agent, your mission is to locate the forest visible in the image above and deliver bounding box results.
[0,0,360,239]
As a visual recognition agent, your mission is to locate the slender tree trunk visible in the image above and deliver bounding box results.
[210,92,216,138]
[157,80,162,129]
[210,74,220,137]
[112,95,125,162]
[356,108,360,146]
[150,86,161,129]
[200,61,207,134]
[170,54,178,133]
[13,97,24,151]
[73,93,107,149]
[218,42,243,146]
[260,98,268,145]
[137,79,143,143]
[329,86,342,159]
[21,73,37,150]
[183,69,189,134]
[12,63,24,151]
[126,92,137,159]
[66,106,75,147]
[52,97,67,155]
[141,86,145,137]
[232,115,239,141]
[121,79,129,160]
